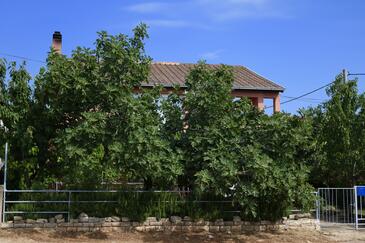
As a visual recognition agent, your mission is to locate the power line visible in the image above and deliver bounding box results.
[266,70,365,109]
[281,95,327,102]
[0,52,46,64]
[265,80,335,109]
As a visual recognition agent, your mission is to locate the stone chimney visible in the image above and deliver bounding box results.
[52,31,62,54]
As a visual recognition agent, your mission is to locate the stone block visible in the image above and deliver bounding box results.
[82,223,95,227]
[25,219,36,224]
[214,219,224,226]
[241,225,255,232]
[111,222,121,227]
[149,221,162,226]
[209,226,220,232]
[164,225,181,232]
[146,217,157,222]
[55,214,63,220]
[120,222,131,227]
[170,216,182,224]
[159,218,170,225]
[111,227,124,232]
[101,227,113,232]
[104,217,112,222]
[48,217,55,223]
[13,223,26,228]
[181,226,193,232]
[77,227,90,232]
[294,213,311,220]
[101,222,112,227]
[233,220,242,226]
[90,227,101,232]
[56,218,65,223]
[194,219,206,226]
[219,226,231,232]
[267,224,280,231]
[131,221,141,226]
[36,218,48,223]
[13,216,23,222]
[260,220,271,225]
[183,221,193,226]
[58,222,70,227]
[231,225,241,233]
[135,226,145,232]
[144,226,163,232]
[78,213,89,223]
[67,227,77,232]
[88,217,101,223]
[111,216,120,222]
[121,217,130,222]
[44,223,57,228]
[257,225,266,231]
[0,223,13,228]
[162,221,171,226]
[224,221,233,226]
[192,225,209,232]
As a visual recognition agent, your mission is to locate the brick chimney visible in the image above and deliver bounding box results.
[52,31,62,54]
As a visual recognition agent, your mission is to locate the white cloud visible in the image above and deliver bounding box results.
[200,49,224,60]
[123,0,289,29]
[196,0,288,21]
[125,2,168,13]
[145,19,190,28]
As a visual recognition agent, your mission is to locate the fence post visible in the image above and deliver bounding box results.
[0,185,3,223]
[68,191,71,222]
[316,190,320,224]
[355,186,358,230]
[2,143,8,223]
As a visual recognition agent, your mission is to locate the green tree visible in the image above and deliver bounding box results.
[306,74,365,186]
[32,24,182,188]
[162,63,314,220]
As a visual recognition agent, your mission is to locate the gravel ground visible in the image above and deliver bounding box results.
[0,228,338,243]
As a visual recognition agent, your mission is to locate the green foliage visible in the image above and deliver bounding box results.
[303,74,365,187]
[160,63,314,220]
[0,26,316,221]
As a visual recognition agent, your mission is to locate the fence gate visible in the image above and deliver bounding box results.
[355,186,365,229]
[317,188,355,226]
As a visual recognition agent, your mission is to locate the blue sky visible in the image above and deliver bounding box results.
[1,0,365,113]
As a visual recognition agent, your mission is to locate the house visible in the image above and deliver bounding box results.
[52,32,284,112]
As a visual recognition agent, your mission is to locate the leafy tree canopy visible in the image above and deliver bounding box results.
[0,25,316,220]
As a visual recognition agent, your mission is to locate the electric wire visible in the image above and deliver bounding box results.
[0,52,46,64]
[265,81,335,109]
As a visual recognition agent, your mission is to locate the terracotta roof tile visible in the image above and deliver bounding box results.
[143,62,284,92]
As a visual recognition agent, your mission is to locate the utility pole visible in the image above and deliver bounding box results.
[343,69,348,82]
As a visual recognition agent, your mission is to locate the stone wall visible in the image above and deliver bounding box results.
[0,214,319,233]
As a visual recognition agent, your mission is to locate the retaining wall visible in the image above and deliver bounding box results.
[0,215,319,233]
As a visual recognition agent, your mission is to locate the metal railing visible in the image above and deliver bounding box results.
[2,189,239,222]
[317,188,355,225]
